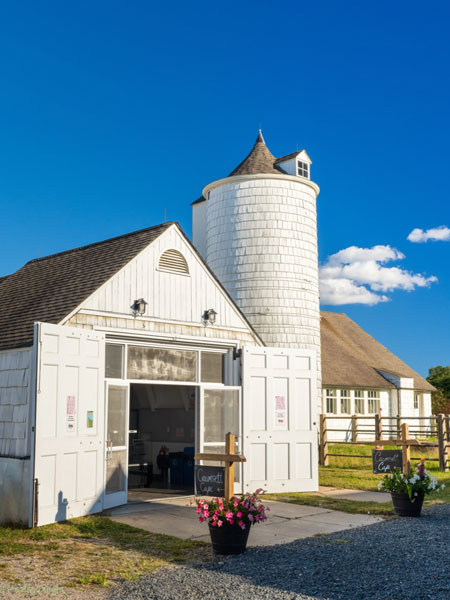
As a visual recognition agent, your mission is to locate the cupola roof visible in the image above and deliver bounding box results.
[228,131,283,176]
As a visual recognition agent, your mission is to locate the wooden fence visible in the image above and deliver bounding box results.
[319,413,450,474]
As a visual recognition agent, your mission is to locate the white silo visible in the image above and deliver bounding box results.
[192,131,321,369]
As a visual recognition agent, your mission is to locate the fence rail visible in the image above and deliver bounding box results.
[319,413,450,474]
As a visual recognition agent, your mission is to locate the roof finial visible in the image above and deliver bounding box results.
[257,124,265,144]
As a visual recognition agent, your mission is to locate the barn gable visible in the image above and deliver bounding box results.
[61,223,262,341]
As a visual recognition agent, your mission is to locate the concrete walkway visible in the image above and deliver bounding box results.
[318,485,391,503]
[105,496,383,546]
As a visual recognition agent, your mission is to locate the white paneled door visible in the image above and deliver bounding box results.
[242,346,318,493]
[33,323,105,526]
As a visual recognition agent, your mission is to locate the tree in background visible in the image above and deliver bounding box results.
[427,366,450,414]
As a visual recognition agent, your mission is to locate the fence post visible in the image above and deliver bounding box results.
[375,414,383,441]
[437,414,448,472]
[396,415,401,441]
[444,416,449,472]
[351,415,358,443]
[401,422,410,475]
[319,414,329,466]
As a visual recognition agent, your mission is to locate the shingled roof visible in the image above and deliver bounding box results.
[228,131,284,177]
[0,222,173,351]
[321,311,435,392]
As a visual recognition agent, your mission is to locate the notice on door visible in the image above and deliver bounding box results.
[66,395,77,433]
[274,395,287,429]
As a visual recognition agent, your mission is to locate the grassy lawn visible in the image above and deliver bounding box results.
[0,515,209,594]
[269,443,450,516]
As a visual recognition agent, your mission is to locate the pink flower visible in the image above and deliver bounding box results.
[233,501,239,508]
[225,511,233,519]
[199,516,204,523]
[217,520,223,527]
[238,520,246,530]
[236,511,242,518]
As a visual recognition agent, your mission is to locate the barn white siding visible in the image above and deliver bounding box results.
[0,348,33,525]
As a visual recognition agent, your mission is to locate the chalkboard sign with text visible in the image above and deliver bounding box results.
[194,465,225,497]
[372,449,403,474]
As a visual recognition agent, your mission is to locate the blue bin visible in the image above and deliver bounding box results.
[169,453,184,486]
[183,455,194,485]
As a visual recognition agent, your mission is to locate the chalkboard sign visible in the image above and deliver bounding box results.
[372,449,403,474]
[194,465,225,497]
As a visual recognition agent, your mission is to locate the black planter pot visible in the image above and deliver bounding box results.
[208,522,251,555]
[391,492,425,517]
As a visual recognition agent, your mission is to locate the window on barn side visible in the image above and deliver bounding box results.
[158,249,189,274]
[326,389,337,414]
[354,390,365,414]
[414,393,420,410]
[340,389,351,414]
[368,390,380,414]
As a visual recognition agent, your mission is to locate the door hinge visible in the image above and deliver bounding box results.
[233,348,242,360]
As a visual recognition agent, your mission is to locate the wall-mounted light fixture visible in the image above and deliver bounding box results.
[202,308,217,326]
[131,298,147,317]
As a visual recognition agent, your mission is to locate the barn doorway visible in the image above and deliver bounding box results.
[127,383,196,501]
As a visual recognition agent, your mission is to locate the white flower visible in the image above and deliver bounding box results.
[441,484,445,489]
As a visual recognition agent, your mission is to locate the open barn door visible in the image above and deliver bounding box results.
[33,323,105,526]
[242,346,318,494]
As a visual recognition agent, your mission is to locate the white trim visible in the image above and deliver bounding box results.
[98,326,250,349]
[73,309,254,335]
[202,172,320,198]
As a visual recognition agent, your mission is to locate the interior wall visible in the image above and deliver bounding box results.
[129,384,195,476]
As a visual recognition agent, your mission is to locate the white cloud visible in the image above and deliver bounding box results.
[407,226,450,243]
[319,244,437,306]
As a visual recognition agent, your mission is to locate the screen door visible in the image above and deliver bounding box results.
[104,383,129,509]
[198,386,242,493]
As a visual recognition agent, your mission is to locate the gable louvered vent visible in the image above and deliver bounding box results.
[158,249,189,274]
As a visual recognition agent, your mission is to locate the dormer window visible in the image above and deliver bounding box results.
[297,160,310,179]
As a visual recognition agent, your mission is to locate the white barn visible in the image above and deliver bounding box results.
[0,222,318,526]
[0,132,434,526]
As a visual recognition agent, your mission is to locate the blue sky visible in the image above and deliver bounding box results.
[0,1,448,376]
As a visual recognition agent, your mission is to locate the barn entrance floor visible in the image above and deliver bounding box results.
[104,497,383,546]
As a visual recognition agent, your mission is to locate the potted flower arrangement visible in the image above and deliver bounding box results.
[378,460,445,517]
[194,489,269,554]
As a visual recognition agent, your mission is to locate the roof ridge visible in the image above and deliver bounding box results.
[26,222,176,265]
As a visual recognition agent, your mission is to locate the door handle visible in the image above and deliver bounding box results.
[106,439,113,461]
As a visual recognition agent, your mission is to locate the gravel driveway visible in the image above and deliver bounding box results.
[108,505,450,600]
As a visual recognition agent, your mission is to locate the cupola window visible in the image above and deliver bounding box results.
[158,249,189,274]
[297,160,310,179]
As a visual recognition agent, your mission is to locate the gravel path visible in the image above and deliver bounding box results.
[108,505,450,600]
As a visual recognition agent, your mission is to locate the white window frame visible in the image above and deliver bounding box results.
[297,160,310,179]
[354,389,365,415]
[325,388,337,414]
[340,389,351,415]
[368,390,380,414]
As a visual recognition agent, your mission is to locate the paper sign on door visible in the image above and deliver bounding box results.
[66,395,77,433]
[275,395,287,429]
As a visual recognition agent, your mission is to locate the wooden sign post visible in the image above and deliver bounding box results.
[194,432,246,501]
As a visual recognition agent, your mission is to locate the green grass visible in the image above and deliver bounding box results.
[269,444,450,515]
[0,515,210,589]
[265,492,394,515]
